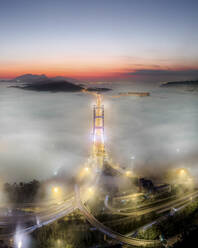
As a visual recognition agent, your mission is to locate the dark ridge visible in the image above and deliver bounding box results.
[10,80,112,93]
[15,73,48,82]
[161,80,198,87]
[86,87,112,92]
[11,80,83,92]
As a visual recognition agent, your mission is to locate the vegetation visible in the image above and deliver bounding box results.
[87,198,159,235]
[32,211,108,248]
[173,228,198,248]
[137,199,198,242]
[4,180,44,203]
[112,212,158,234]
[0,240,11,248]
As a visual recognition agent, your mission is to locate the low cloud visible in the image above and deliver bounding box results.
[0,82,198,183]
[125,69,198,79]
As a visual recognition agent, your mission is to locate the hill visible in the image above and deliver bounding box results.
[161,80,198,87]
[9,74,111,93]
[12,79,84,92]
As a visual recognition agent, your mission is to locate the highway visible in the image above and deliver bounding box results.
[76,184,198,247]
[104,190,198,216]
[112,192,177,210]
[75,185,161,247]
[0,196,76,239]
[0,180,194,246]
[0,195,75,222]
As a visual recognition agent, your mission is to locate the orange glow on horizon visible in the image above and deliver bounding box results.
[1,57,198,80]
[0,70,128,80]
[0,57,129,79]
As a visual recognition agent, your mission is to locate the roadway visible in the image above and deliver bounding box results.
[0,185,196,247]
[104,190,198,216]
[0,196,76,239]
[75,185,161,247]
[76,185,198,247]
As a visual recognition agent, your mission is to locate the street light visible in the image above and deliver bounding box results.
[18,240,22,248]
[57,239,62,246]
[53,187,59,194]
[88,187,93,193]
[126,171,132,177]
[88,187,94,196]
[180,169,185,174]
[36,216,40,225]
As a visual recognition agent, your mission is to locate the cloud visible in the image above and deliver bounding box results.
[0,81,198,184]
[0,85,93,183]
[125,69,198,78]
[105,84,198,181]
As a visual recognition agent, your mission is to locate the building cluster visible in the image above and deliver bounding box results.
[139,178,171,194]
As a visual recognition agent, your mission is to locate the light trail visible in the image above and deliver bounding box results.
[75,185,161,247]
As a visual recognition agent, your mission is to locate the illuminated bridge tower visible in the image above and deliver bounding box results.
[92,94,106,168]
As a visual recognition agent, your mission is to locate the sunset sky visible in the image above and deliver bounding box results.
[1,0,198,81]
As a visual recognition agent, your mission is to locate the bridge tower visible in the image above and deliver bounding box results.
[92,94,106,168]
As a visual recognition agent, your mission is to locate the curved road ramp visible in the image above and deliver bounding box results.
[75,185,161,247]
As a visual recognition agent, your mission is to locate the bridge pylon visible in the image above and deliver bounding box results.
[91,93,107,169]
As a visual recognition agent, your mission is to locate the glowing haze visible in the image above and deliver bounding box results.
[1,0,198,81]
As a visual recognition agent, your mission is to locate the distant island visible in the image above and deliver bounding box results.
[83,87,111,92]
[8,74,111,93]
[117,92,150,97]
[161,80,198,88]
[13,80,84,92]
